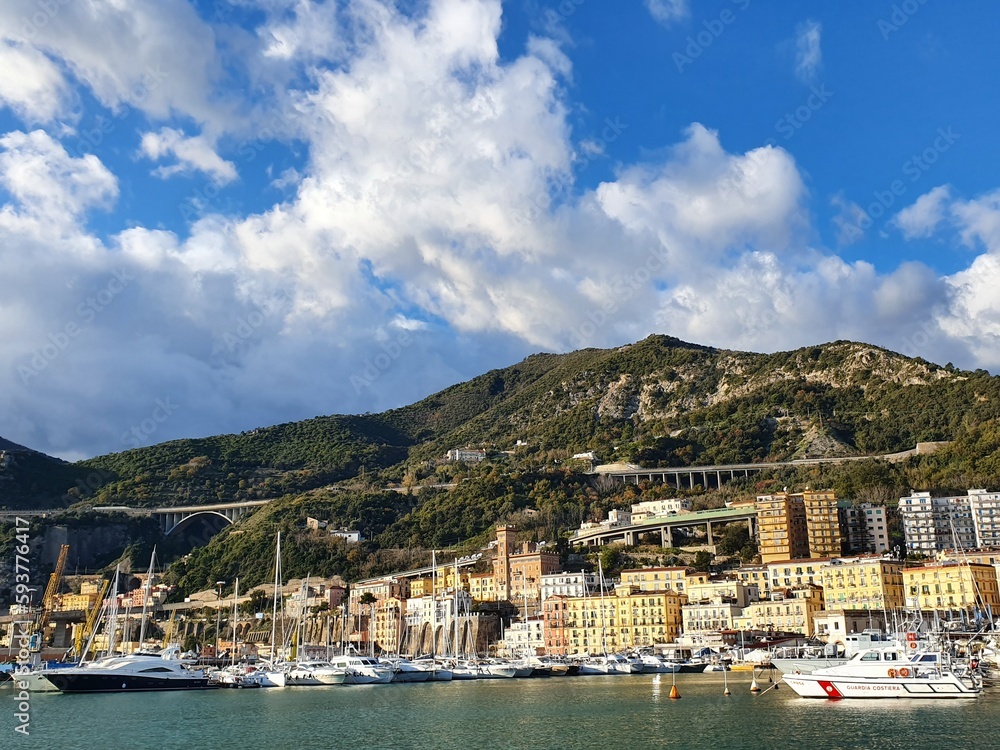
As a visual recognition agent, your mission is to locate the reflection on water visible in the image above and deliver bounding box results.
[7,672,998,750]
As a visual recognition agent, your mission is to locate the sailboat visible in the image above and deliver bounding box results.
[256,533,288,687]
[577,559,629,675]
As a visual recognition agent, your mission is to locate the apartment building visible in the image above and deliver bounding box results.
[817,556,905,611]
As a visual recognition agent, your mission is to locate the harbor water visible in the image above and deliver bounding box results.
[6,672,997,749]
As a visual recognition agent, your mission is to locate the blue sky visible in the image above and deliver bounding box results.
[1,0,999,460]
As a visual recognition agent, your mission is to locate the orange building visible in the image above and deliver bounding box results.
[492,526,561,610]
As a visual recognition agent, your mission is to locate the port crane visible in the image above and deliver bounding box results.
[29,543,69,652]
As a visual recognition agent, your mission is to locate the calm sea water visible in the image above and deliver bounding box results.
[5,672,996,750]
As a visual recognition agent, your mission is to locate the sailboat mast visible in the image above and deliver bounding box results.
[137,546,156,649]
[431,550,437,657]
[270,532,281,662]
[454,558,460,659]
[231,577,239,668]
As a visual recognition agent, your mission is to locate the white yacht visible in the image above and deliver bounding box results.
[328,655,394,684]
[287,660,349,686]
[42,648,216,693]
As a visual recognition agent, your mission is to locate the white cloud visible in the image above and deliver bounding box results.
[0,0,226,130]
[893,185,951,239]
[0,41,73,123]
[795,20,822,82]
[4,0,1000,461]
[0,130,118,222]
[140,128,238,184]
[646,0,689,27]
[259,0,343,61]
[830,193,869,245]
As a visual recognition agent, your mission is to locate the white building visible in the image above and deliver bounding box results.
[446,448,486,462]
[899,491,977,553]
[629,498,692,521]
[842,503,890,553]
[967,489,1000,548]
[404,590,473,630]
[498,617,545,658]
[330,528,361,543]
[540,572,599,601]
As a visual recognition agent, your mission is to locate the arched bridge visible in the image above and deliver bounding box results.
[151,500,272,535]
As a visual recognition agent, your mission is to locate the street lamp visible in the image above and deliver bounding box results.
[215,581,226,660]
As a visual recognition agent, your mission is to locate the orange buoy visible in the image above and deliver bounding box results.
[669,684,681,699]
[898,667,910,678]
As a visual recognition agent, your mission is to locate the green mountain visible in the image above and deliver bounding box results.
[7,335,1000,512]
[7,334,1000,596]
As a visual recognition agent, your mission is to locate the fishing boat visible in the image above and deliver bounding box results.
[781,645,982,699]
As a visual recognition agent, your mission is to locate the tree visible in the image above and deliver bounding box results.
[693,550,713,572]
[715,524,751,556]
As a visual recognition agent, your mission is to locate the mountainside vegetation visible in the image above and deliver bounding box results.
[4,335,1000,596]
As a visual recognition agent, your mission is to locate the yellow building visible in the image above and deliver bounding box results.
[818,557,905,611]
[372,596,406,653]
[620,567,705,595]
[803,490,844,559]
[551,586,686,655]
[408,577,433,598]
[58,592,97,612]
[902,562,1000,613]
[757,492,809,563]
[766,559,827,591]
[615,585,687,648]
[468,572,496,602]
[733,586,825,635]
[735,565,772,601]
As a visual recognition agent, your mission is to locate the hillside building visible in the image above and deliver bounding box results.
[898,490,976,553]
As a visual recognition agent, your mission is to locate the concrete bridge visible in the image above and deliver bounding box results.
[148,500,272,535]
[571,505,757,548]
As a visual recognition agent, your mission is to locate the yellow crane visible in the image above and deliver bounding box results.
[30,543,69,652]
[73,578,110,661]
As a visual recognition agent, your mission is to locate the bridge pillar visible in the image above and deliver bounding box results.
[688,472,694,489]
[706,521,714,545]
[624,531,635,546]
[717,470,722,488]
[661,526,673,548]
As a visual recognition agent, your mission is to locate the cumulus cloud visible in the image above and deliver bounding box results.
[0,41,73,123]
[794,20,822,82]
[646,0,689,27]
[140,128,238,184]
[2,0,1000,461]
[0,0,226,130]
[0,130,118,222]
[893,185,952,239]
